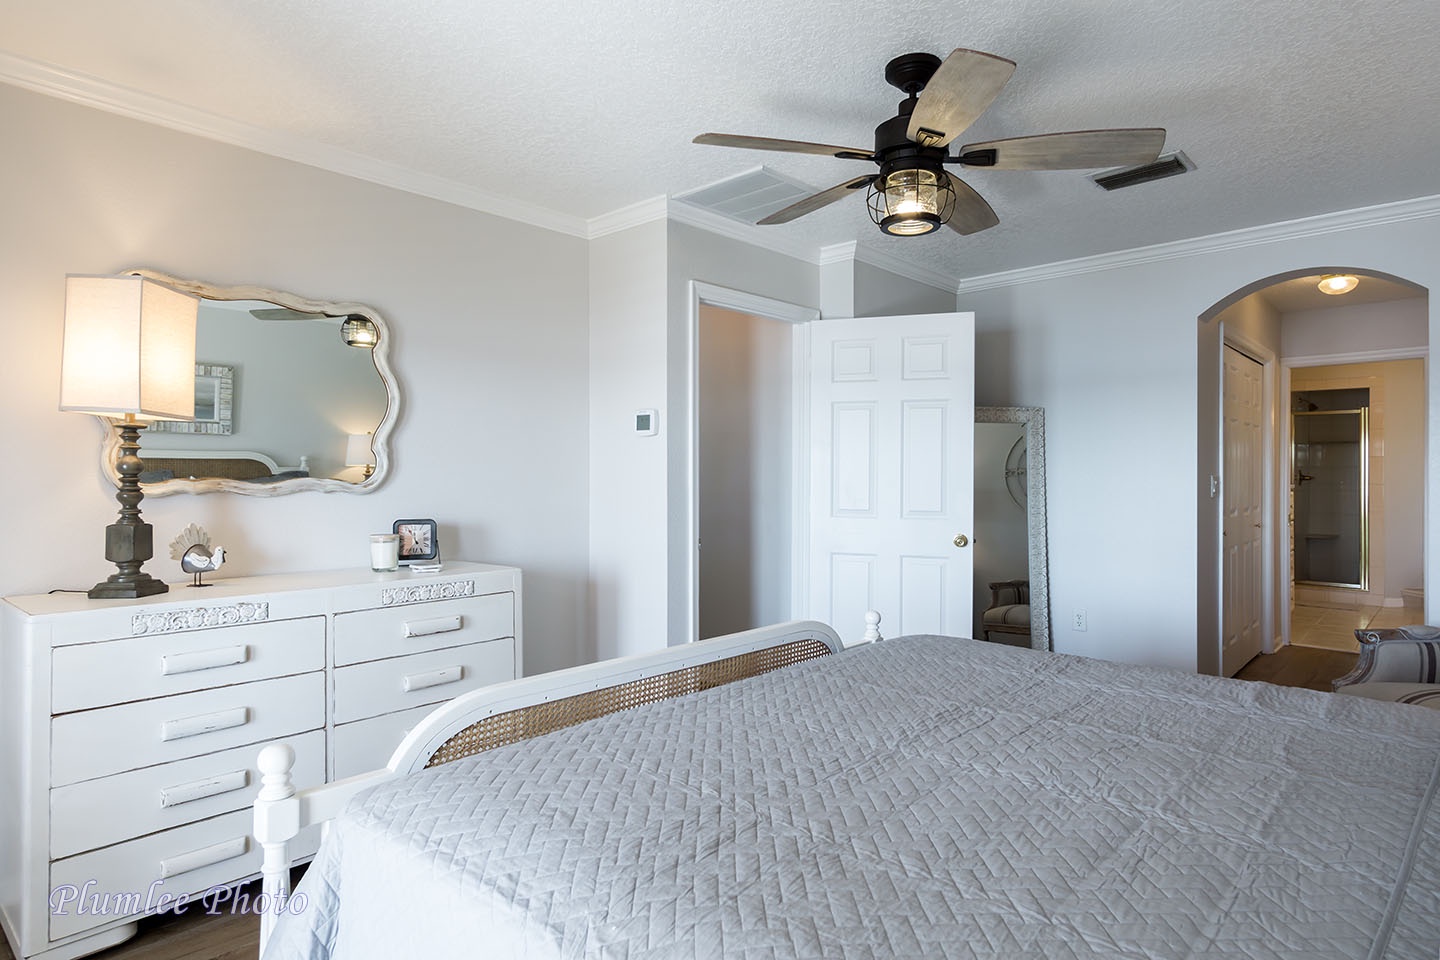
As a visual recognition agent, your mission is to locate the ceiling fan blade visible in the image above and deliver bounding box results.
[907,49,1016,149]
[943,174,1000,235]
[957,128,1166,170]
[757,176,875,224]
[694,133,873,160]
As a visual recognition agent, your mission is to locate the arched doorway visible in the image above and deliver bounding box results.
[1196,269,1428,677]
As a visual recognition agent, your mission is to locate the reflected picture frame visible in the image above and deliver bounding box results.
[149,362,234,435]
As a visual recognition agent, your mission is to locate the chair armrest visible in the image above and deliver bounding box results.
[1332,626,1440,690]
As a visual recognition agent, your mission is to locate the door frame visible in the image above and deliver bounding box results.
[1279,345,1429,646]
[686,281,818,646]
[1219,331,1277,671]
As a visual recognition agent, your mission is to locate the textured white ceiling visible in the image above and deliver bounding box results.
[3,0,1439,280]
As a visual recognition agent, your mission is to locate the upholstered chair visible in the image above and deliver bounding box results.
[982,580,1031,643]
[1332,626,1440,709]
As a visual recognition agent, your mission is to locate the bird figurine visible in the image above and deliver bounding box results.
[169,523,227,587]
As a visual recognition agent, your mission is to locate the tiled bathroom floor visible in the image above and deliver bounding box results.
[1289,601,1420,652]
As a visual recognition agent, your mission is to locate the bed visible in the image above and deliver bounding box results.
[253,621,1440,959]
[138,448,310,484]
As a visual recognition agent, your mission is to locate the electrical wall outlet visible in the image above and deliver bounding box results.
[1072,609,1088,632]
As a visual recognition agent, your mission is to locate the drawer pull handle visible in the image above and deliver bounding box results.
[159,769,251,808]
[402,665,464,693]
[160,645,250,676]
[161,707,250,742]
[159,836,249,879]
[404,615,463,638]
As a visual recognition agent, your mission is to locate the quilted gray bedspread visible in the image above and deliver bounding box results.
[264,636,1440,959]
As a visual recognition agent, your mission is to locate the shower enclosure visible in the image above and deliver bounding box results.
[1291,388,1369,589]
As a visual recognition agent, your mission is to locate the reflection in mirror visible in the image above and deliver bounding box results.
[974,406,1050,650]
[101,270,397,496]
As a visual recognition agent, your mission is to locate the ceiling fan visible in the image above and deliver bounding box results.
[694,49,1166,237]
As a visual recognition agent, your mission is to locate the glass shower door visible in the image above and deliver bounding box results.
[1292,398,1369,589]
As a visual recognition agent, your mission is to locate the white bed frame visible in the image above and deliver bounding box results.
[252,617,871,951]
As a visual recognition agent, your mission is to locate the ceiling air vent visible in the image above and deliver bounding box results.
[1092,151,1195,191]
[673,167,818,224]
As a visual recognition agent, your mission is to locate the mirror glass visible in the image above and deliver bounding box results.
[973,406,1051,650]
[101,271,397,496]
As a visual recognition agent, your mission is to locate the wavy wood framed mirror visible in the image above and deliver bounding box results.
[97,269,398,496]
[974,405,1051,650]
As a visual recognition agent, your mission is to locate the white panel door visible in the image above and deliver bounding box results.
[1222,345,1265,676]
[808,313,975,643]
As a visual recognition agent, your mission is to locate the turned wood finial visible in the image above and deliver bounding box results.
[863,610,883,644]
[256,743,296,801]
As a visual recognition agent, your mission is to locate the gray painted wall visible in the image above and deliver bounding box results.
[0,83,591,676]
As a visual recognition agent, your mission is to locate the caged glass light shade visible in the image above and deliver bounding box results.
[341,315,379,348]
[866,168,956,236]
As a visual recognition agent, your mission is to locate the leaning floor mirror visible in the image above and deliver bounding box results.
[974,406,1051,651]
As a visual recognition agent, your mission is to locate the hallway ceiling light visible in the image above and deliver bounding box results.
[1317,274,1359,296]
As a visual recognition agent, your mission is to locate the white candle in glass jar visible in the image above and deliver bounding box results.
[369,533,400,571]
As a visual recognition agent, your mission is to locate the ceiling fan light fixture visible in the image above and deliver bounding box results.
[867,167,955,237]
[1317,274,1360,296]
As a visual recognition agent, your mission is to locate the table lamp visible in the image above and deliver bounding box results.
[346,432,375,479]
[60,275,198,598]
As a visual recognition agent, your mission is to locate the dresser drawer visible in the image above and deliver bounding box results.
[332,704,434,780]
[51,672,324,787]
[52,617,324,713]
[51,730,325,859]
[49,809,320,942]
[332,638,514,724]
[333,591,513,665]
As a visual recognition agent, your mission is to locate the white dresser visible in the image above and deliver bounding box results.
[0,562,521,960]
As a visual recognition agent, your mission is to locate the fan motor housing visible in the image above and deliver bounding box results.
[873,110,947,178]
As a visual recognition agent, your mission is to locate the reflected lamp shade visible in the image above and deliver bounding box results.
[345,432,374,467]
[60,275,199,420]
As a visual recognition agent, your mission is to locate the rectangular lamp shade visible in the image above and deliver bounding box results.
[345,433,374,467]
[59,275,198,420]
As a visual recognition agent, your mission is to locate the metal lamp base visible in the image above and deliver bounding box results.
[90,419,169,600]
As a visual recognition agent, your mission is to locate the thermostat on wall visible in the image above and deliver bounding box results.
[634,409,658,436]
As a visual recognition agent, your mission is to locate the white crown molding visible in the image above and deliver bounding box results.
[957,193,1440,294]
[844,242,960,292]
[1283,346,1428,368]
[817,241,858,266]
[665,200,819,264]
[0,51,591,239]
[587,196,669,239]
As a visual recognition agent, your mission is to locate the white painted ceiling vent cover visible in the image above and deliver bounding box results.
[1092,151,1195,191]
[673,167,818,224]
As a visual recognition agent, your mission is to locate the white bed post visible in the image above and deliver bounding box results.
[254,743,300,953]
[863,610,883,643]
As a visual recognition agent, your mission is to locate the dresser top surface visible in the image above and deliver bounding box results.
[3,561,518,619]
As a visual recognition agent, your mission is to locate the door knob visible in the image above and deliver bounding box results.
[953,534,970,548]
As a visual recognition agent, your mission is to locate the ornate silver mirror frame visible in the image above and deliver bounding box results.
[976,405,1051,651]
[98,269,398,496]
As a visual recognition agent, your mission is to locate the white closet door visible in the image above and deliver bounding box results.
[1223,344,1265,676]
[807,313,975,644]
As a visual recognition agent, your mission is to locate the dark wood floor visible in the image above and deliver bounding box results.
[1,909,255,960]
[1233,643,1358,691]
[0,873,286,960]
[4,647,1358,960]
